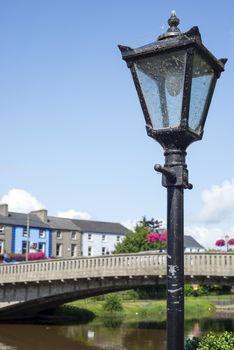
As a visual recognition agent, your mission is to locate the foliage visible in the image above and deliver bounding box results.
[185,332,234,350]
[228,238,234,245]
[102,314,124,328]
[184,284,230,297]
[140,216,162,230]
[135,285,166,299]
[185,337,200,350]
[102,294,123,313]
[114,224,166,254]
[120,289,139,300]
[69,296,214,322]
[184,284,194,296]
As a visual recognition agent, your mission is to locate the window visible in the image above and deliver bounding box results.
[102,247,106,255]
[30,242,37,250]
[0,227,4,234]
[56,243,62,257]
[116,235,120,242]
[39,229,45,238]
[23,228,28,236]
[22,241,27,254]
[56,231,62,239]
[88,233,92,241]
[71,244,77,257]
[88,246,92,256]
[102,234,106,241]
[0,240,4,254]
[38,242,45,253]
[71,231,77,240]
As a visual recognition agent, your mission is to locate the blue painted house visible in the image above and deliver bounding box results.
[0,206,52,257]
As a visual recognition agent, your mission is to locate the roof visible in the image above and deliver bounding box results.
[72,219,129,235]
[47,216,80,231]
[0,210,128,235]
[0,212,50,229]
[184,235,204,250]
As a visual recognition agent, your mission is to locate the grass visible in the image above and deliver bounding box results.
[200,294,234,300]
[64,297,216,323]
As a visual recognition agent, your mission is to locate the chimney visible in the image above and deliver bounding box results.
[30,209,48,223]
[0,204,8,216]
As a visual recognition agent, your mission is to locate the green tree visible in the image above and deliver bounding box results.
[114,224,166,254]
[102,293,123,313]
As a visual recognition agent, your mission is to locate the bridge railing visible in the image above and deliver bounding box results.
[184,253,233,277]
[0,253,233,284]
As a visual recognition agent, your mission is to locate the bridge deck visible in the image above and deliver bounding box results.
[0,252,233,284]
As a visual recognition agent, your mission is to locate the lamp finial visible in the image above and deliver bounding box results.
[158,10,181,40]
[168,10,180,30]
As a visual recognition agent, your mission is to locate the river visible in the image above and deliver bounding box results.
[0,311,233,350]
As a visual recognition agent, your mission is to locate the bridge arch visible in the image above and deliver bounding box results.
[0,252,233,320]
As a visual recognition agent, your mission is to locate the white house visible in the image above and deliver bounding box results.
[184,235,205,252]
[72,219,129,256]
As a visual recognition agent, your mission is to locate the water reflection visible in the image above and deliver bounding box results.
[61,324,166,350]
[0,342,16,350]
[0,313,233,350]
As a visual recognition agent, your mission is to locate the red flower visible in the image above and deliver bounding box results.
[215,239,225,247]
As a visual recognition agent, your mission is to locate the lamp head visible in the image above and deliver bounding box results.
[119,12,227,150]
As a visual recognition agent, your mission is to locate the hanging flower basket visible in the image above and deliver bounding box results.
[159,233,167,241]
[146,232,160,241]
[215,239,225,247]
[228,238,234,246]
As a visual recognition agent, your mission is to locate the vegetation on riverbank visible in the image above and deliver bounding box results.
[59,295,216,323]
[185,331,234,350]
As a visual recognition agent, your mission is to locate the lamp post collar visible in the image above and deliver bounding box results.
[158,10,181,41]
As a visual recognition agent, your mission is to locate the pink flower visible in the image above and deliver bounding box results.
[159,234,167,241]
[228,238,234,246]
[28,252,46,260]
[146,232,159,241]
[215,239,225,247]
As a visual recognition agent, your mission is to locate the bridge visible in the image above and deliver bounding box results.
[0,252,233,320]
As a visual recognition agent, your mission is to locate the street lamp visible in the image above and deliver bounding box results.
[225,234,230,252]
[26,214,30,261]
[119,11,226,350]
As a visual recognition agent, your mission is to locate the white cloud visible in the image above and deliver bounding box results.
[121,218,140,231]
[185,225,227,249]
[199,178,234,224]
[57,209,91,220]
[0,188,44,213]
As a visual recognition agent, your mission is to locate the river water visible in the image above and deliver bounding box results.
[0,312,233,350]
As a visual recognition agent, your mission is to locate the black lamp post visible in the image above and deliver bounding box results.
[119,11,226,350]
[225,234,230,252]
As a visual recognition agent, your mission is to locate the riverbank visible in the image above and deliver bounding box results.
[57,297,217,323]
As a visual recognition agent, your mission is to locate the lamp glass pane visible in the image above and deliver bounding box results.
[134,51,186,130]
[189,53,215,133]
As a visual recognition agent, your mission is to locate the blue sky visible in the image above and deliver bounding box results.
[0,1,234,247]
